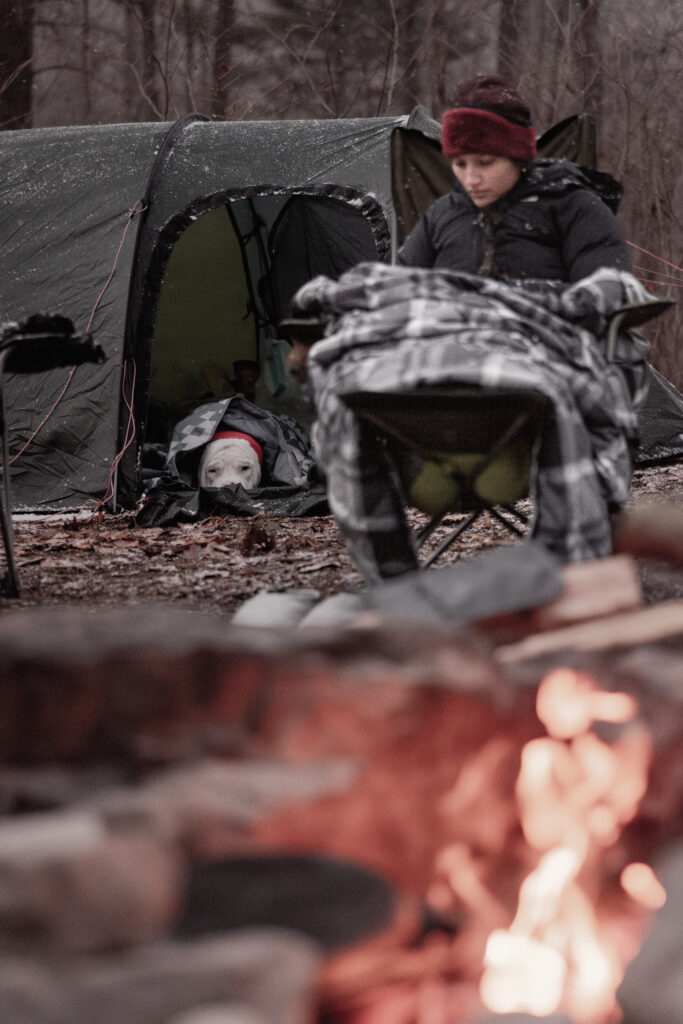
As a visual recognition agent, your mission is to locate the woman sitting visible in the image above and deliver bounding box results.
[288,76,651,581]
[398,74,629,285]
[398,75,648,404]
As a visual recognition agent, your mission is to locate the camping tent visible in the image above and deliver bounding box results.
[0,108,451,511]
[0,109,681,512]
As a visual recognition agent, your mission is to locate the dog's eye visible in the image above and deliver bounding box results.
[240,464,251,473]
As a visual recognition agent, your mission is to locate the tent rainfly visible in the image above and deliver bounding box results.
[0,109,681,512]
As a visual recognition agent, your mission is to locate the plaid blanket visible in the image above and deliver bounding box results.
[166,395,315,487]
[293,263,652,579]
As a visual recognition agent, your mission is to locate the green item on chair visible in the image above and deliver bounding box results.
[407,441,532,517]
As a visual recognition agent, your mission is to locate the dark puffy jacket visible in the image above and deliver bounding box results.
[397,158,631,283]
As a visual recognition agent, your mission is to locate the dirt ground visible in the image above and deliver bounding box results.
[2,460,683,616]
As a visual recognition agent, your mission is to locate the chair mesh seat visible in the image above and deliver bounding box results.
[341,386,548,518]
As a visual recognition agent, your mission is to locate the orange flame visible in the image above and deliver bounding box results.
[620,862,667,910]
[479,668,659,1023]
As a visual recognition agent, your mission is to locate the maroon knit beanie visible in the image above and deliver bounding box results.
[442,75,537,162]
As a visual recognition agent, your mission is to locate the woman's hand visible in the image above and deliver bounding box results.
[286,341,312,383]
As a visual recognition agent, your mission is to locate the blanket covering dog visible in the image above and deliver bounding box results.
[292,262,652,579]
[166,395,315,487]
[138,397,326,527]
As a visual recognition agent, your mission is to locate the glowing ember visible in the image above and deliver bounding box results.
[620,862,667,910]
[479,668,659,1022]
[481,931,567,1016]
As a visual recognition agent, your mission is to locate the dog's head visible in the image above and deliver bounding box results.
[198,431,263,490]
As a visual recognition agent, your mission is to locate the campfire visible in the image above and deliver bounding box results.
[297,664,669,1024]
[0,531,681,1024]
[480,668,657,1022]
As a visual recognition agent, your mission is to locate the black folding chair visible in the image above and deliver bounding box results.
[0,315,105,597]
[341,298,675,569]
[342,385,547,568]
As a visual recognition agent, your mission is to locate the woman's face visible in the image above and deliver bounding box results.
[451,154,522,207]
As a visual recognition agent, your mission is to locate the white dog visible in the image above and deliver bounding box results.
[198,431,263,490]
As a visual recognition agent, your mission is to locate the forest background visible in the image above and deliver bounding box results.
[1,0,681,384]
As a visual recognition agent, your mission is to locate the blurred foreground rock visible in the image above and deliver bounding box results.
[0,578,682,1024]
[0,930,321,1024]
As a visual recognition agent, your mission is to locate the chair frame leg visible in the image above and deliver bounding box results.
[418,500,531,570]
[488,505,527,538]
[415,513,448,548]
[420,510,482,568]
[499,502,529,526]
[0,352,20,597]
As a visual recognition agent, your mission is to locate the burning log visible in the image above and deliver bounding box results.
[476,554,643,645]
[496,600,683,663]
[614,501,683,565]
[527,555,642,631]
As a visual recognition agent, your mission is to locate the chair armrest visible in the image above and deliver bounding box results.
[277,318,325,345]
[0,315,104,374]
[605,298,675,361]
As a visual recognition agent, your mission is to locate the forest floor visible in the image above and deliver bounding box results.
[2,459,683,617]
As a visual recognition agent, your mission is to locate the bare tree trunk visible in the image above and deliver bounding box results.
[212,0,234,118]
[497,0,523,83]
[80,0,93,122]
[0,0,34,129]
[575,0,603,115]
[497,0,584,126]
[141,0,159,115]
[392,0,425,114]
[136,0,160,117]
[181,0,200,113]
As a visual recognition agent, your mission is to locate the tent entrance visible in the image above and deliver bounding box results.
[146,204,257,442]
[142,187,388,456]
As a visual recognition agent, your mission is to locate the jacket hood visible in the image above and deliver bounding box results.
[521,158,624,212]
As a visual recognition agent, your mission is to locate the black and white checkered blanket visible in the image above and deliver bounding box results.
[293,263,651,577]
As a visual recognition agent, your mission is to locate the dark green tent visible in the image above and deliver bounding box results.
[0,109,680,511]
[1,109,454,510]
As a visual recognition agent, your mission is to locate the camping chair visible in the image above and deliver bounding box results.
[341,385,547,568]
[339,297,675,569]
[0,316,105,597]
